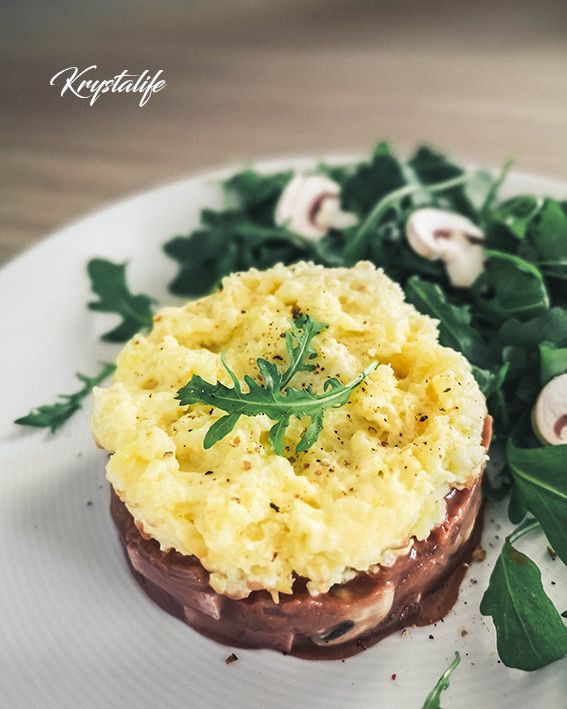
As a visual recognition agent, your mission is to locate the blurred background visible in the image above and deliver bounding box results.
[2,0,567,265]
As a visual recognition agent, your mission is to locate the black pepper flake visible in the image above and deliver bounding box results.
[225,653,238,665]
[270,503,280,512]
[391,673,397,681]
[419,415,428,422]
[86,501,93,507]
[428,634,434,640]
[205,470,214,475]
[444,387,451,393]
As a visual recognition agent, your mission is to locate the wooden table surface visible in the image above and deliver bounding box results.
[2,0,567,265]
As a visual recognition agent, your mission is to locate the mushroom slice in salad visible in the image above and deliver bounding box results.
[532,373,567,445]
[275,174,358,240]
[406,208,485,288]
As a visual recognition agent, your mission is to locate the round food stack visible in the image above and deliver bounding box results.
[91,261,489,658]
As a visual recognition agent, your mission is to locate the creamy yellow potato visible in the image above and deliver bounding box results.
[92,261,486,600]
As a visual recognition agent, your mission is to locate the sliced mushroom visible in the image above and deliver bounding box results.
[275,175,358,240]
[406,208,485,288]
[315,195,359,231]
[531,373,567,445]
[443,232,486,288]
[310,585,395,647]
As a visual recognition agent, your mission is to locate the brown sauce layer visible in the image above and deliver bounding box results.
[111,417,491,660]
[110,476,483,660]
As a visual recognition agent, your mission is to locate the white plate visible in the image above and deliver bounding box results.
[1,158,566,709]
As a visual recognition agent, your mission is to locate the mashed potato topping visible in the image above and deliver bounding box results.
[92,261,486,599]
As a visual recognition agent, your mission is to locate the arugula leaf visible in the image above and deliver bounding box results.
[164,211,239,295]
[471,362,509,398]
[176,315,376,455]
[486,198,567,294]
[489,195,544,240]
[507,442,567,566]
[480,518,567,671]
[507,484,529,523]
[420,652,461,709]
[224,169,292,224]
[521,199,567,266]
[404,276,488,366]
[409,145,475,218]
[87,259,155,342]
[471,250,549,322]
[15,362,115,433]
[495,307,567,354]
[164,211,314,296]
[341,141,406,215]
[539,342,567,386]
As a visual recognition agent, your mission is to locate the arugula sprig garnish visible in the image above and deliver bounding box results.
[176,315,377,455]
[87,258,155,342]
[420,652,461,709]
[15,362,115,433]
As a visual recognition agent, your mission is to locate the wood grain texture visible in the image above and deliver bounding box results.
[2,0,567,265]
